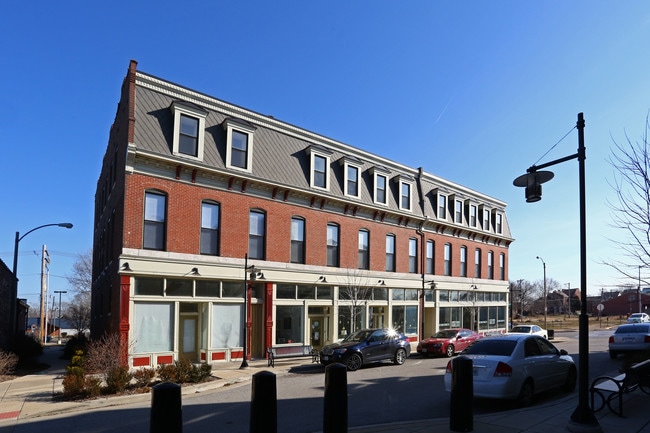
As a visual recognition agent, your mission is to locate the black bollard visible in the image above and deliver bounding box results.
[450,355,473,432]
[323,363,348,433]
[250,370,277,433]
[150,382,182,433]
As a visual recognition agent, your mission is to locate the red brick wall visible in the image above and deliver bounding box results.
[123,173,508,278]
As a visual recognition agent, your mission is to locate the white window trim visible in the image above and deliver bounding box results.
[307,145,332,191]
[469,204,478,228]
[223,118,256,173]
[398,178,413,212]
[455,199,463,224]
[369,166,390,206]
[438,194,447,220]
[340,156,362,198]
[171,101,207,161]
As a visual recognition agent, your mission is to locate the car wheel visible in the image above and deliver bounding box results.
[563,367,577,392]
[394,348,407,365]
[445,344,455,358]
[345,354,362,371]
[609,350,618,359]
[518,380,534,407]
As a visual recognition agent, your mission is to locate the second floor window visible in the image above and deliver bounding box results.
[444,243,452,276]
[426,240,434,274]
[460,246,467,277]
[386,234,396,272]
[249,210,266,260]
[144,192,166,250]
[291,217,305,264]
[475,249,482,278]
[358,230,369,269]
[327,224,339,267]
[500,253,505,280]
[488,251,494,279]
[200,201,220,255]
[408,238,417,273]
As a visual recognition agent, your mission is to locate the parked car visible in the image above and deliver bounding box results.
[319,328,411,371]
[608,323,650,358]
[417,328,483,357]
[509,324,547,339]
[443,334,576,407]
[626,313,650,324]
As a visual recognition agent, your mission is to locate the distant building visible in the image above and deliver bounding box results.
[0,259,19,350]
[91,61,513,368]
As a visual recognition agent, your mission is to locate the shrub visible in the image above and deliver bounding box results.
[62,373,85,398]
[133,367,156,388]
[156,363,177,383]
[63,334,89,360]
[105,366,133,394]
[189,363,212,383]
[84,376,103,398]
[11,335,43,364]
[0,351,18,375]
[173,359,194,384]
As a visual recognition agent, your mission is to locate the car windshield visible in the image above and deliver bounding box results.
[616,324,650,334]
[343,330,374,342]
[432,330,458,338]
[511,326,531,333]
[463,339,516,356]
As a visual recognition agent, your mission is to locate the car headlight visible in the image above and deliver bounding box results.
[334,348,348,354]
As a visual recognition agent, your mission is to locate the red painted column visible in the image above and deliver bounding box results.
[264,282,274,358]
[119,275,131,366]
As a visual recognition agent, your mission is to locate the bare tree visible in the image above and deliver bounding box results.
[338,269,376,335]
[65,292,91,335]
[64,249,92,335]
[66,248,92,295]
[606,115,650,283]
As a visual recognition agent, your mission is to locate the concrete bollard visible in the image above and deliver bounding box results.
[250,370,277,433]
[323,363,348,433]
[450,355,473,432]
[150,382,182,433]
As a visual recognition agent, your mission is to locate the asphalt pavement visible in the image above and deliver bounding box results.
[1,339,649,433]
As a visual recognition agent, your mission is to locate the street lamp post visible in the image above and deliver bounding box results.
[240,254,263,370]
[10,223,73,340]
[513,113,600,432]
[536,256,547,331]
[54,290,67,343]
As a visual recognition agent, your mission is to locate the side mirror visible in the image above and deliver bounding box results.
[559,349,568,356]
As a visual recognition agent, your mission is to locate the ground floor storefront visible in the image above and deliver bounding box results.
[119,257,509,368]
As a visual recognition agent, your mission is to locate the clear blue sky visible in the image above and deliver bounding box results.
[2,1,650,308]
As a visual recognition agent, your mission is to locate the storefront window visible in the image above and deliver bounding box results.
[373,287,388,300]
[338,305,365,338]
[276,305,304,344]
[277,284,296,299]
[196,280,219,297]
[133,302,173,353]
[211,303,243,348]
[391,305,417,334]
[298,285,315,299]
[316,286,332,299]
[166,279,193,297]
[134,277,164,296]
[222,281,244,298]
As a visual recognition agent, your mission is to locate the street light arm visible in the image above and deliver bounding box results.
[18,223,73,243]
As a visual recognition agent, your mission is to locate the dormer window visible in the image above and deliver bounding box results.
[370,166,390,206]
[438,194,447,220]
[455,199,463,224]
[394,174,414,211]
[307,145,332,190]
[469,204,478,227]
[340,155,363,198]
[223,118,256,173]
[481,206,491,231]
[495,212,503,234]
[171,101,207,160]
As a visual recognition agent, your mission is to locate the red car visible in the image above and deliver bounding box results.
[416,328,483,357]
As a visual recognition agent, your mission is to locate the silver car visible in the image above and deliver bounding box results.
[443,334,576,407]
[608,323,650,358]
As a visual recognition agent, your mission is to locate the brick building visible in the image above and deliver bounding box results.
[91,60,513,368]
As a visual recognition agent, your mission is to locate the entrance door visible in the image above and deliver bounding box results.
[179,303,199,362]
[309,316,323,350]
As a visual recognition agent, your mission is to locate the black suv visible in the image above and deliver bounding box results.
[319,328,411,371]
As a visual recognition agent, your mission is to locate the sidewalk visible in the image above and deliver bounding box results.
[1,344,649,433]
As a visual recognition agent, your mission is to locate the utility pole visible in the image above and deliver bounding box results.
[39,245,50,345]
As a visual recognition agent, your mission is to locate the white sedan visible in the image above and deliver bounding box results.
[608,323,650,358]
[509,324,547,339]
[626,313,650,323]
[444,334,576,406]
